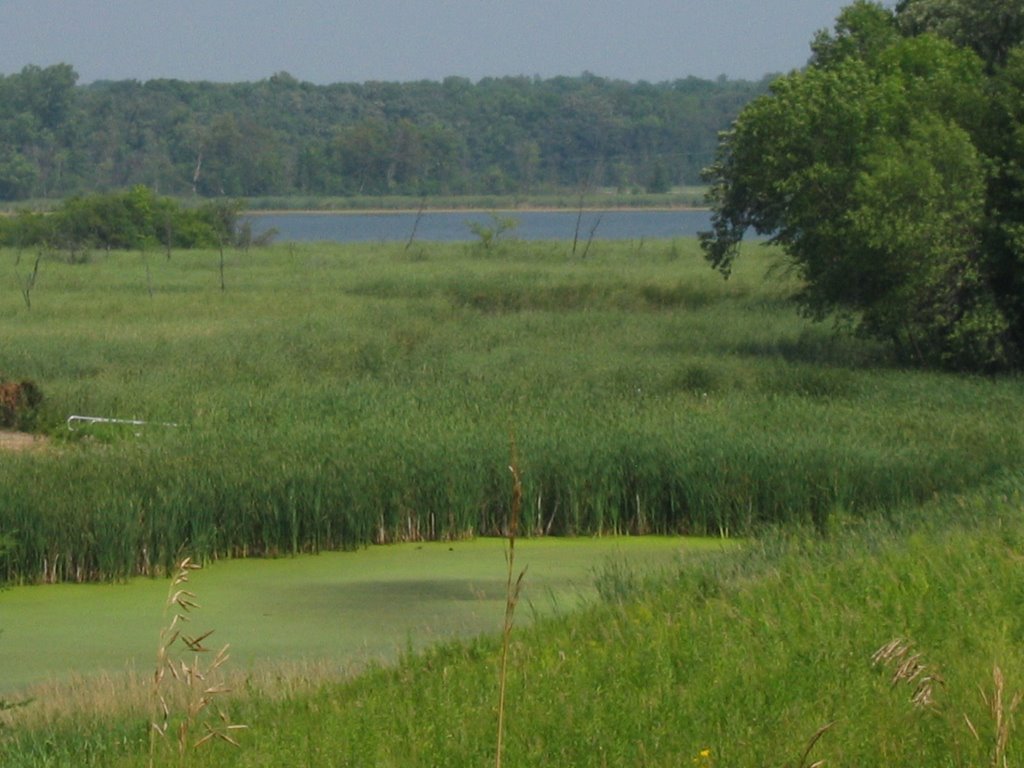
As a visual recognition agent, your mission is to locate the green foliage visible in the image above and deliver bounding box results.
[896,0,1024,68]
[0,64,77,201]
[0,66,769,201]
[702,1,1024,370]
[810,0,903,67]
[467,213,519,252]
[645,162,672,194]
[0,187,244,251]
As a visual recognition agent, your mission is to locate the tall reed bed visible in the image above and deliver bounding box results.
[1,240,1022,582]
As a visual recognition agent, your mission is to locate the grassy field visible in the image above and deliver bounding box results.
[2,235,1023,765]
[2,238,1022,584]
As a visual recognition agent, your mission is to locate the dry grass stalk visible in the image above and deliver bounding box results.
[792,720,834,768]
[496,437,527,768]
[1,659,352,732]
[965,665,1023,768]
[873,641,1024,766]
[149,556,246,767]
[871,637,944,710]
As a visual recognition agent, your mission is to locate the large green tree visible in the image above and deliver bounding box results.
[701,0,1024,370]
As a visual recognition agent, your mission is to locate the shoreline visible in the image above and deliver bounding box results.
[244,205,712,215]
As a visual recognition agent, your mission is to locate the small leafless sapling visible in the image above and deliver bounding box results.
[21,250,41,310]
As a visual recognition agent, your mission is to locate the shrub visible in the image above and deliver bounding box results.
[0,187,245,252]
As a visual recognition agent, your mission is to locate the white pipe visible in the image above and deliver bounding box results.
[66,415,178,431]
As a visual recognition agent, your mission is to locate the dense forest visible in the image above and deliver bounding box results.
[0,65,770,201]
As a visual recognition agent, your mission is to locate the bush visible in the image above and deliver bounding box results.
[0,187,244,252]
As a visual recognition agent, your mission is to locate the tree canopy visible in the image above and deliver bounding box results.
[701,0,1024,370]
[0,68,768,201]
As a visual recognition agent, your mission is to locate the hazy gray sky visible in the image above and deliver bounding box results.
[1,1,858,84]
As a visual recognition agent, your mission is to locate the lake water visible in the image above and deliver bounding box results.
[244,209,713,244]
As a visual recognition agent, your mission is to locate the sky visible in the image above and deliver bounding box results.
[0,1,858,85]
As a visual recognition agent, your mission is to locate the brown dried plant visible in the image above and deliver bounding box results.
[873,639,1024,767]
[792,720,835,768]
[149,556,246,767]
[872,637,945,710]
[964,665,1023,768]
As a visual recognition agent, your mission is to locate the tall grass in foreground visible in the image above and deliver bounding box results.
[495,442,525,768]
[4,473,1024,766]
[149,558,245,766]
[1,239,1023,582]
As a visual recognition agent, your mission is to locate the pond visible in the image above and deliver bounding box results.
[244,209,714,244]
[0,537,711,693]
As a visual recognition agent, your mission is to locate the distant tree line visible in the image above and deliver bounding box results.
[0,66,771,201]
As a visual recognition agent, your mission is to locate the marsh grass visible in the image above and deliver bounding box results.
[1,239,1023,582]
[2,238,1023,765]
